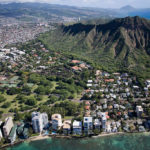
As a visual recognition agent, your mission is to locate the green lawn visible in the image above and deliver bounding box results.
[64,116,74,120]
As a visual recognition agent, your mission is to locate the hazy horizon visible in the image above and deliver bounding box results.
[0,0,150,9]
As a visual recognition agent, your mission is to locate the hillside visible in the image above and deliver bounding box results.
[39,16,150,79]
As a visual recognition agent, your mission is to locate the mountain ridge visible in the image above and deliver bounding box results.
[38,16,150,79]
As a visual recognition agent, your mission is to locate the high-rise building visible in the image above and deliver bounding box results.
[3,117,14,138]
[41,113,49,129]
[32,112,49,133]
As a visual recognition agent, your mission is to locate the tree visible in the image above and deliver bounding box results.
[22,85,31,95]
[2,102,11,108]
[0,95,6,103]
[7,87,21,95]
[25,97,37,106]
[0,138,5,147]
[93,129,100,135]
[15,94,26,103]
[49,95,59,104]
[0,111,3,118]
[14,110,24,121]
[34,85,51,95]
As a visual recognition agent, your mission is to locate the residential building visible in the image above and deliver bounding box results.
[32,113,43,133]
[94,119,101,130]
[146,80,150,88]
[73,120,82,135]
[84,117,93,134]
[8,125,17,144]
[106,122,111,133]
[136,106,143,117]
[3,117,14,138]
[63,120,71,135]
[0,129,2,141]
[41,113,49,129]
[101,113,107,130]
[0,121,3,140]
[17,122,28,139]
[51,114,62,131]
[32,112,49,133]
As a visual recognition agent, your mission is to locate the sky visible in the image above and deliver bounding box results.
[0,0,150,8]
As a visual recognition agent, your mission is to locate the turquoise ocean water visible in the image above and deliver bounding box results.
[6,133,150,150]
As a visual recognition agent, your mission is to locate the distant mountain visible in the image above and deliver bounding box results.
[0,2,116,22]
[118,5,150,19]
[0,3,150,22]
[39,16,150,79]
[120,5,135,11]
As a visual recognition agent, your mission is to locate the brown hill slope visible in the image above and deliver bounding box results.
[39,16,150,79]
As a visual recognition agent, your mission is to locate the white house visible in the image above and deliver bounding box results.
[84,117,93,134]
[73,120,82,135]
[94,119,101,130]
[136,106,143,117]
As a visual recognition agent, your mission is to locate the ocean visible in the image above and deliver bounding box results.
[6,133,150,150]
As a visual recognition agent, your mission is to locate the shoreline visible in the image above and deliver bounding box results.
[92,132,124,138]
[2,132,150,149]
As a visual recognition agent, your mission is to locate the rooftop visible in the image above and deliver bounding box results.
[84,117,92,123]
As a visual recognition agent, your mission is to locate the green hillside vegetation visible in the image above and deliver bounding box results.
[38,16,150,80]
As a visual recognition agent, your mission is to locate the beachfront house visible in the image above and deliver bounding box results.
[73,120,82,135]
[84,117,93,135]
[101,113,107,130]
[94,119,101,130]
[63,120,71,135]
[51,114,62,131]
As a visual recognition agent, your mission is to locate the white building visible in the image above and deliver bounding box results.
[63,120,71,135]
[3,117,14,138]
[0,121,3,140]
[42,113,49,129]
[51,114,62,131]
[106,122,111,133]
[73,120,82,135]
[146,80,150,88]
[136,106,143,117]
[101,113,107,130]
[84,117,93,134]
[94,119,101,130]
[32,112,49,133]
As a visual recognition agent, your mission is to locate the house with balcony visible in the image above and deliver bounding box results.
[73,120,82,135]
